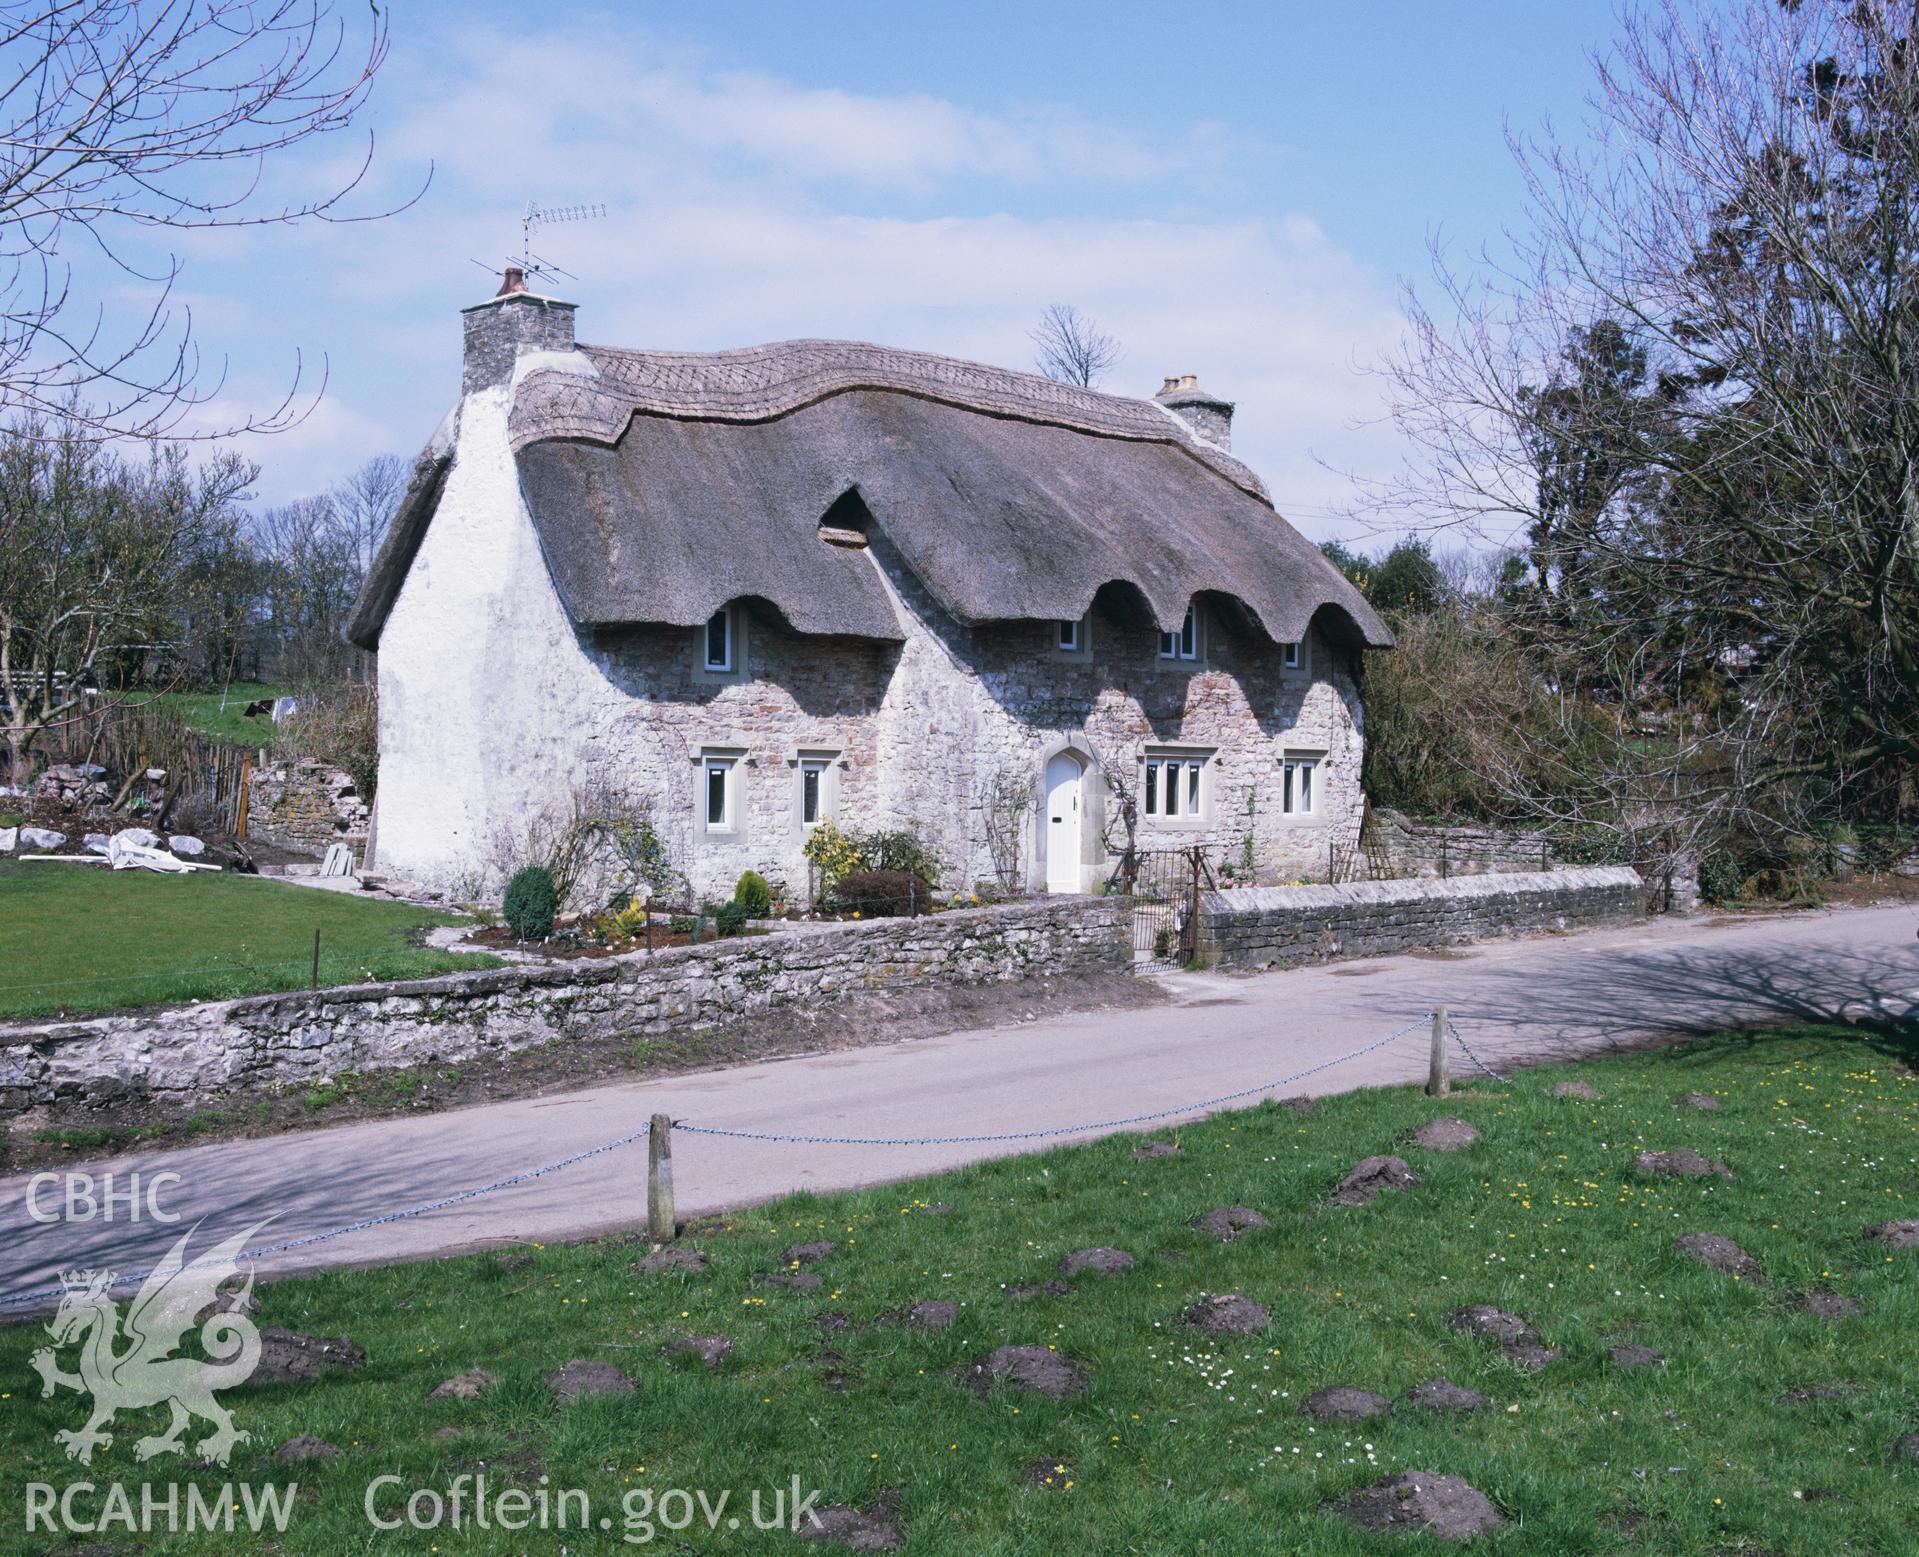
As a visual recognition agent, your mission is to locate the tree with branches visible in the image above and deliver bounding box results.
[1029,303,1123,388]
[1366,0,1919,850]
[0,0,410,439]
[0,416,254,782]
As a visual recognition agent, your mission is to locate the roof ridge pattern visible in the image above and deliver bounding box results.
[508,338,1270,502]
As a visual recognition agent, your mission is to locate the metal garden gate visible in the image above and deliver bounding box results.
[1113,845,1212,966]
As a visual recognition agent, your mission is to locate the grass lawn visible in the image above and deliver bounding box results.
[147,681,286,747]
[2,1023,1914,1552]
[0,863,498,1019]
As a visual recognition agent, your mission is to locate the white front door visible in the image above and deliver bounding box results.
[1044,752,1083,894]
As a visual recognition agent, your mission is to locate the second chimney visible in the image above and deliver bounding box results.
[460,269,578,395]
[1154,373,1234,451]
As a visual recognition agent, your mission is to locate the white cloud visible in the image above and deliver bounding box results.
[385,25,1222,193]
[215,20,1407,535]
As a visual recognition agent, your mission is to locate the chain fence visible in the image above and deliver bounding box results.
[3,1011,1511,1311]
[1446,1014,1513,1084]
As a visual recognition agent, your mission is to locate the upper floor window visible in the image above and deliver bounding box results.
[1056,618,1080,652]
[1282,641,1301,670]
[704,607,734,672]
[1158,606,1199,661]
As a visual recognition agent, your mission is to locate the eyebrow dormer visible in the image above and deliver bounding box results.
[817,485,872,549]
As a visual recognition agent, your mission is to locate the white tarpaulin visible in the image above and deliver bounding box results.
[106,832,194,873]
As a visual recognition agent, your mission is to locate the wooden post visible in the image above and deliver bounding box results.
[1180,847,1201,964]
[647,1113,676,1241]
[645,907,654,955]
[311,927,321,992]
[1427,1008,1449,1098]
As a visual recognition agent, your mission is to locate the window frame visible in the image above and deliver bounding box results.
[1141,746,1215,829]
[1158,605,1201,663]
[703,754,738,832]
[704,607,733,672]
[694,604,747,683]
[788,746,843,834]
[800,761,824,827]
[1280,751,1324,821]
[1282,640,1301,670]
[1053,612,1092,662]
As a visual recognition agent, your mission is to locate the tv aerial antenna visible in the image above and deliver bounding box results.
[471,199,607,290]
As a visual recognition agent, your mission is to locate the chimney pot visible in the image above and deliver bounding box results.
[1153,372,1235,451]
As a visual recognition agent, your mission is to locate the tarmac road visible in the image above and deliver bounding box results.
[4,900,1915,1309]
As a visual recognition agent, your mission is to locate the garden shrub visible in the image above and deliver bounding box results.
[803,820,943,902]
[598,896,650,940]
[801,820,865,897]
[1699,851,1744,905]
[502,864,559,941]
[714,900,749,938]
[734,869,772,916]
[835,868,931,918]
[858,828,944,883]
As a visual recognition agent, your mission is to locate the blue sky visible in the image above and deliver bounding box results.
[134,1,1628,536]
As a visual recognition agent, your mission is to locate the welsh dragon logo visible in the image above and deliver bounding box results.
[29,1220,271,1467]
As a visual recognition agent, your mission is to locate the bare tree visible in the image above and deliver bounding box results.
[0,1,413,439]
[331,452,406,575]
[253,493,359,685]
[1029,303,1123,389]
[0,416,254,781]
[1365,0,1919,843]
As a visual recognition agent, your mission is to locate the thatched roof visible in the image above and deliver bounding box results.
[348,338,1392,651]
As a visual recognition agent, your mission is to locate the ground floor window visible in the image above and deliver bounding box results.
[1281,754,1318,816]
[1144,753,1205,819]
[704,756,737,830]
[801,758,827,826]
[791,748,840,830]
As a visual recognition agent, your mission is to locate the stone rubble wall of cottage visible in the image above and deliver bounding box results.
[0,898,1130,1119]
[245,760,370,862]
[369,380,1368,906]
[1199,866,1649,970]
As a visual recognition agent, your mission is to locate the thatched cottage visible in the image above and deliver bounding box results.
[346,273,1392,904]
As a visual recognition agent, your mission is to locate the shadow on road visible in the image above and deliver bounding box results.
[0,1125,581,1312]
[1424,931,1919,1070]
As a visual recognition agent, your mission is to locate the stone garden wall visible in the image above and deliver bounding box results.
[1200,867,1649,971]
[246,759,370,862]
[0,897,1130,1118]
[1371,808,1560,879]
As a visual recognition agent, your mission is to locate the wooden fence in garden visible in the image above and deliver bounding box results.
[37,702,256,836]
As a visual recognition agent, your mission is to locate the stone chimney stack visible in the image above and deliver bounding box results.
[1154,372,1234,451]
[461,268,578,394]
